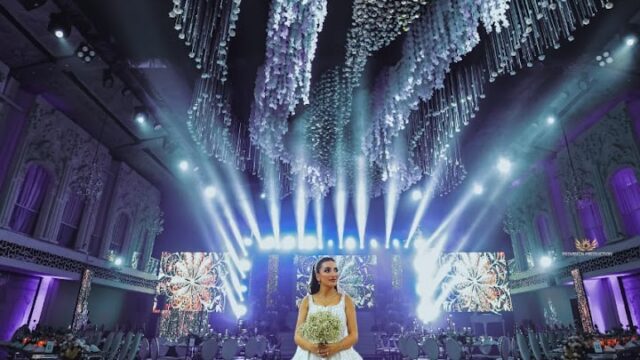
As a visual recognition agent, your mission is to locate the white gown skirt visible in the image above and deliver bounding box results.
[291,346,363,360]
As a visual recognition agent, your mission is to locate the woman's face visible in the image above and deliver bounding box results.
[316,260,339,288]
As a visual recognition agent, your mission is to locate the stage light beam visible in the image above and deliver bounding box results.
[354,156,369,249]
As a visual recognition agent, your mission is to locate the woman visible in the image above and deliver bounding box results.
[292,257,362,360]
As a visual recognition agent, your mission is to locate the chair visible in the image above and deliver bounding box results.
[102,332,115,352]
[201,339,218,360]
[116,332,134,360]
[397,336,408,358]
[107,332,124,360]
[445,338,462,360]
[138,338,150,360]
[125,333,143,360]
[402,337,420,360]
[220,338,239,360]
[516,333,531,360]
[498,336,510,360]
[149,338,159,360]
[539,333,560,360]
[422,337,439,360]
[528,332,543,360]
[245,337,267,359]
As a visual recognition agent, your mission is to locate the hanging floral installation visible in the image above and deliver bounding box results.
[344,0,429,89]
[365,0,510,174]
[484,0,614,81]
[174,0,615,200]
[171,0,252,170]
[250,0,328,159]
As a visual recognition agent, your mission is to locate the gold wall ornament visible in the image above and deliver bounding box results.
[575,238,598,252]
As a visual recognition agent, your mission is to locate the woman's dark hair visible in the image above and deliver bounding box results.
[309,257,337,294]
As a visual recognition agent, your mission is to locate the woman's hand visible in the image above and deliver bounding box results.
[312,343,326,357]
[320,343,341,358]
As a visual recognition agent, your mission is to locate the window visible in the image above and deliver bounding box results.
[577,197,607,244]
[9,164,51,235]
[56,193,85,248]
[109,213,129,256]
[610,168,640,236]
[535,214,553,249]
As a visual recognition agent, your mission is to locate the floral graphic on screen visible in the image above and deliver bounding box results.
[295,255,376,308]
[157,252,228,312]
[440,252,512,312]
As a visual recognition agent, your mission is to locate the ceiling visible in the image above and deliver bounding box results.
[1,0,640,252]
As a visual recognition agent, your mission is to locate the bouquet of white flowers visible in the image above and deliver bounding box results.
[300,311,342,345]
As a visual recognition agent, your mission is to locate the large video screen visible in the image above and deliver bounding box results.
[157,252,229,312]
[439,252,512,312]
[294,255,376,308]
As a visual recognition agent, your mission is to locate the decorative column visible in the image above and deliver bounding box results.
[266,255,279,310]
[71,268,93,332]
[571,268,594,334]
[74,198,99,252]
[504,211,526,271]
[391,255,402,290]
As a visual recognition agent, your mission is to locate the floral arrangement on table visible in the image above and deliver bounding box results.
[59,334,96,360]
[9,326,99,358]
[562,335,588,360]
[561,332,640,359]
[299,311,342,345]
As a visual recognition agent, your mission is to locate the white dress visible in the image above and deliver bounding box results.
[292,293,363,360]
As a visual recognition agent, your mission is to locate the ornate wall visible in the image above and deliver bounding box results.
[504,100,640,273]
[0,96,163,273]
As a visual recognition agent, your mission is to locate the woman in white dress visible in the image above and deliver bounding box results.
[292,257,362,360]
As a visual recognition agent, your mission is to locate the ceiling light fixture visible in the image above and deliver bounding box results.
[47,12,71,39]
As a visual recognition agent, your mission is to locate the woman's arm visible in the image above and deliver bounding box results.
[324,295,359,357]
[294,296,321,354]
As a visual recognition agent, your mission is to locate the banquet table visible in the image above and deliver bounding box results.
[587,345,640,359]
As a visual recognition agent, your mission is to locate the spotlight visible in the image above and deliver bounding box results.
[496,157,512,174]
[121,87,132,97]
[327,239,334,248]
[413,237,426,249]
[178,160,190,172]
[204,186,217,199]
[102,69,114,88]
[411,189,423,201]
[282,235,296,251]
[546,116,556,125]
[392,238,400,249]
[345,236,357,251]
[539,255,553,268]
[260,192,266,200]
[239,285,248,293]
[370,238,379,249]
[75,43,96,63]
[261,236,276,250]
[472,182,484,195]
[625,35,637,47]
[134,106,149,124]
[243,237,253,246]
[47,13,71,39]
[239,258,252,272]
[18,0,48,11]
[113,257,123,267]
[304,235,317,250]
[236,305,247,318]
